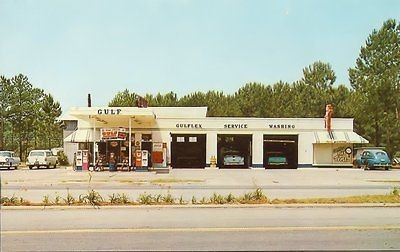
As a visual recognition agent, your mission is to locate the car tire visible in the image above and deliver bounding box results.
[53,163,57,169]
[29,166,33,169]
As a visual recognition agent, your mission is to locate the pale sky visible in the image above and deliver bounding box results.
[0,0,399,112]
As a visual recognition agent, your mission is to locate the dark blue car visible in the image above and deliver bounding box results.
[360,150,391,170]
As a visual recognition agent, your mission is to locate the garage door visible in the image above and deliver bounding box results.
[171,134,206,168]
[217,134,252,168]
[264,135,298,169]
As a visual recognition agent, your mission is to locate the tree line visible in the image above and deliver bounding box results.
[110,19,400,155]
[0,74,62,160]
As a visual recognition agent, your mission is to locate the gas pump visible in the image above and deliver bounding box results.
[82,150,89,170]
[135,150,149,171]
[75,150,89,171]
[142,150,149,168]
[76,150,83,171]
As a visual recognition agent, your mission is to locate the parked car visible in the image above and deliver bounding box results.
[26,150,58,169]
[0,151,20,170]
[353,147,386,168]
[223,150,245,166]
[265,152,288,167]
[360,149,391,170]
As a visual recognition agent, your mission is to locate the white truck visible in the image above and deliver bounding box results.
[27,150,58,169]
[0,151,20,170]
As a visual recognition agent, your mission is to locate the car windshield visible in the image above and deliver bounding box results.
[0,152,11,157]
[30,151,44,156]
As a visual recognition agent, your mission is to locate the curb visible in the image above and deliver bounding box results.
[2,203,400,210]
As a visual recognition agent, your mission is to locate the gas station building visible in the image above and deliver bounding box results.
[61,106,368,170]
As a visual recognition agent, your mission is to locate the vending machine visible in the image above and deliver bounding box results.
[75,150,89,171]
[152,142,167,168]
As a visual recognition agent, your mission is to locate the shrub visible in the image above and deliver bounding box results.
[57,151,69,166]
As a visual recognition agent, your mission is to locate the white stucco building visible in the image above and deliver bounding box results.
[60,106,368,169]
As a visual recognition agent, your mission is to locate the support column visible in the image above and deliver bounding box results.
[252,132,264,168]
[93,117,96,166]
[129,117,132,167]
[206,132,218,168]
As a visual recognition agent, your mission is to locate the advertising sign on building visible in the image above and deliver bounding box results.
[332,146,352,164]
[100,128,127,140]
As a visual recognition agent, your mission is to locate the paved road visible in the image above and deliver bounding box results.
[2,206,400,251]
[1,167,400,202]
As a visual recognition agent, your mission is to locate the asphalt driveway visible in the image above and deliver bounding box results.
[1,166,399,202]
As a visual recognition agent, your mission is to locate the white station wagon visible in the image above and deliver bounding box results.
[27,150,58,169]
[0,151,20,169]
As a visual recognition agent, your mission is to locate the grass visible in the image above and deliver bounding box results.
[2,187,400,206]
[271,194,400,204]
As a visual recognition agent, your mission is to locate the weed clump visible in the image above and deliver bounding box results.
[210,193,225,204]
[79,189,104,207]
[392,187,399,196]
[64,193,76,205]
[1,195,31,206]
[138,193,153,205]
[162,193,175,204]
[238,188,269,204]
[109,193,131,204]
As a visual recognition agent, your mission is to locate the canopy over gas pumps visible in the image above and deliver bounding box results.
[64,107,157,168]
